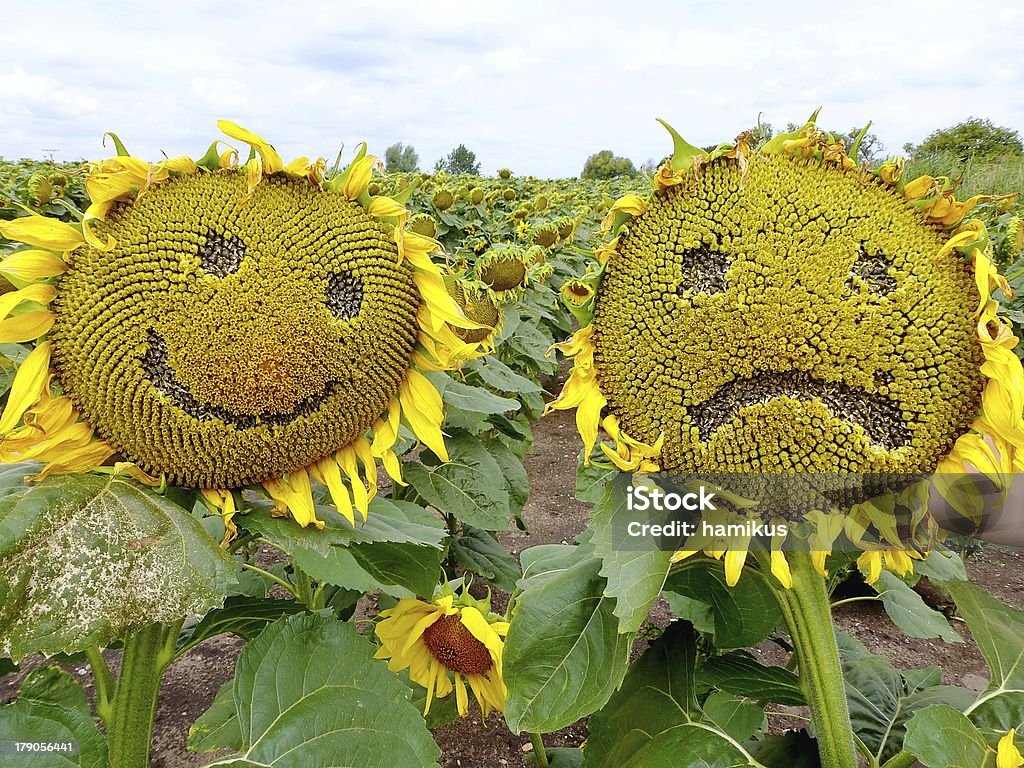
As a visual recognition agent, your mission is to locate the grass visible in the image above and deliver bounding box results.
[905,151,1024,200]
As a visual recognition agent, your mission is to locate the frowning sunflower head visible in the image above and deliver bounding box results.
[0,121,491,534]
[548,113,1024,584]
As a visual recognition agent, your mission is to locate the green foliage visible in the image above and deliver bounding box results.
[908,117,1023,162]
[384,141,419,172]
[0,471,236,660]
[434,143,481,175]
[581,149,637,180]
[194,613,441,766]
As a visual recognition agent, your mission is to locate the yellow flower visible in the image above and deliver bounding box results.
[549,113,1024,588]
[999,729,1024,768]
[374,593,509,718]
[0,122,492,534]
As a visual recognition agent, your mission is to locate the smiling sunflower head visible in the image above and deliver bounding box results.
[548,113,1024,582]
[0,121,491,534]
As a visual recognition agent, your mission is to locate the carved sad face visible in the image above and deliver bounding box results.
[53,173,420,488]
[592,154,984,475]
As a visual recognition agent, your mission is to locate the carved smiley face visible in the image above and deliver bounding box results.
[592,153,985,474]
[52,173,420,488]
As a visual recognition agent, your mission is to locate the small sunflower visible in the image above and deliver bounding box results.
[374,589,509,718]
[548,113,1024,585]
[0,121,491,536]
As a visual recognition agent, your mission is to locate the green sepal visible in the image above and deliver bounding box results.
[849,121,872,162]
[102,132,130,158]
[760,106,823,154]
[392,176,422,205]
[564,296,594,327]
[195,141,225,171]
[657,118,707,173]
[326,142,368,193]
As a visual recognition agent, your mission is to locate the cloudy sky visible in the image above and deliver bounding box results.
[2,1,1021,177]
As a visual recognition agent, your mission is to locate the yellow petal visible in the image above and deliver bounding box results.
[0,341,51,434]
[311,455,355,526]
[0,311,55,343]
[398,369,448,461]
[0,283,56,322]
[0,250,66,282]
[998,729,1024,768]
[343,156,377,200]
[262,468,323,529]
[217,120,284,174]
[368,196,409,220]
[0,215,84,251]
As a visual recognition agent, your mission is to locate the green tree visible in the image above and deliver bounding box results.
[908,117,1023,162]
[384,142,419,172]
[434,144,480,175]
[581,150,637,180]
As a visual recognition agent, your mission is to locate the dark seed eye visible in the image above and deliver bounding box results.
[847,249,896,295]
[326,270,363,320]
[675,244,730,296]
[198,231,245,277]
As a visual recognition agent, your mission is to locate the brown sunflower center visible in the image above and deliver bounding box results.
[422,614,492,675]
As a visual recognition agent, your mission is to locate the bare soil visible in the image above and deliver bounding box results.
[3,406,1022,767]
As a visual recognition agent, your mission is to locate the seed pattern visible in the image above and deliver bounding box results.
[52,173,421,488]
[325,270,363,321]
[197,231,244,278]
[422,614,493,675]
[593,153,985,474]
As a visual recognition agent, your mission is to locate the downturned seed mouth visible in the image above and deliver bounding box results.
[687,370,913,450]
[141,329,338,429]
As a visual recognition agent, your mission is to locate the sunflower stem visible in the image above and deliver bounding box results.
[294,566,314,606]
[241,563,297,597]
[528,732,549,768]
[106,622,178,768]
[85,646,114,729]
[771,550,857,768]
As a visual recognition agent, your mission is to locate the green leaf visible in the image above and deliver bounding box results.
[242,495,446,553]
[874,572,962,643]
[188,682,241,753]
[0,474,236,660]
[504,545,633,733]
[947,579,1024,732]
[664,592,716,634]
[904,704,995,768]
[698,651,805,706]
[0,699,108,767]
[204,613,440,767]
[404,434,511,530]
[575,453,615,504]
[843,650,974,764]
[489,439,529,518]
[914,549,967,583]
[293,537,444,598]
[177,596,306,655]
[582,622,759,768]
[450,525,520,592]
[427,371,521,414]
[746,731,821,768]
[542,747,585,768]
[465,356,542,394]
[664,561,782,650]
[19,666,90,715]
[589,477,672,633]
[701,691,764,742]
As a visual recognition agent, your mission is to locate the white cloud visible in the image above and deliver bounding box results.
[0,0,1020,176]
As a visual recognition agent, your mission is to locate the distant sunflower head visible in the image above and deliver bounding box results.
[445,277,500,346]
[548,113,1024,584]
[408,213,438,239]
[0,121,492,534]
[475,246,530,295]
[497,168,513,180]
[374,590,508,718]
[529,222,559,249]
[431,188,454,211]
[469,187,485,205]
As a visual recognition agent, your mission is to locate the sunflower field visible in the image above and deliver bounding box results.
[0,114,1023,768]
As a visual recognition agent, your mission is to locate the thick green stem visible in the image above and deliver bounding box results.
[85,646,114,729]
[106,623,178,768]
[528,732,549,768]
[771,551,857,768]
